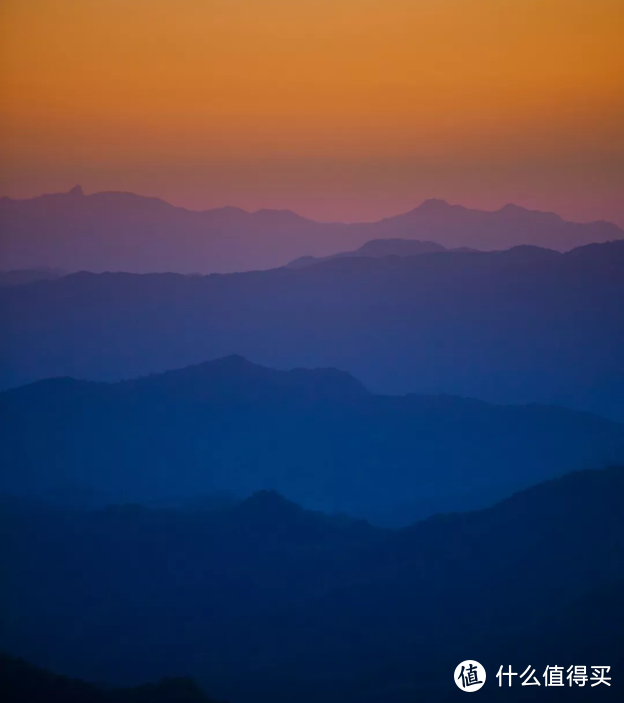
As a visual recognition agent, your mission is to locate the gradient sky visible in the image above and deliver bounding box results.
[1,0,623,224]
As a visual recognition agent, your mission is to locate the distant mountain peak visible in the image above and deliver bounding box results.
[202,353,252,368]
[123,355,370,405]
[68,185,84,197]
[243,489,299,512]
[202,205,247,216]
[417,198,452,211]
[236,490,318,529]
[253,208,311,223]
[287,237,447,268]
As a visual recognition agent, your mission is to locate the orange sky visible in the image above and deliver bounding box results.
[1,0,623,224]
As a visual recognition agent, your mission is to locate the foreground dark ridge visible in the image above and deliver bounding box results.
[2,466,623,703]
[0,652,222,703]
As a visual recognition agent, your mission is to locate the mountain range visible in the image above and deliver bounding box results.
[0,653,217,703]
[2,355,623,524]
[0,268,66,287]
[2,466,623,702]
[1,187,622,273]
[286,238,452,268]
[2,239,623,420]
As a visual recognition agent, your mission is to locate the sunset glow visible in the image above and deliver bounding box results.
[1,0,623,223]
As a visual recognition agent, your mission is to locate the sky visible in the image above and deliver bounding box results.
[1,0,623,225]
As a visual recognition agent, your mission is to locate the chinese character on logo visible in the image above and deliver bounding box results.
[454,660,486,692]
[496,665,517,687]
[458,663,483,688]
[520,666,540,686]
[566,665,588,686]
[590,666,611,686]
[543,665,565,686]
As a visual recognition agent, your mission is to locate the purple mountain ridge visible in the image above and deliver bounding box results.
[286,238,450,268]
[1,187,622,273]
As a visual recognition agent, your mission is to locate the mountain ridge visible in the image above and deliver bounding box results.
[7,353,620,418]
[2,465,623,702]
[287,238,449,268]
[2,238,623,420]
[2,187,622,273]
[2,356,624,524]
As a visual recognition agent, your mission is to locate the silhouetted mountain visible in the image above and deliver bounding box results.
[0,269,66,287]
[367,198,624,251]
[2,239,623,419]
[124,354,368,405]
[2,467,623,702]
[287,238,448,268]
[0,653,220,703]
[2,357,623,523]
[1,188,621,273]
